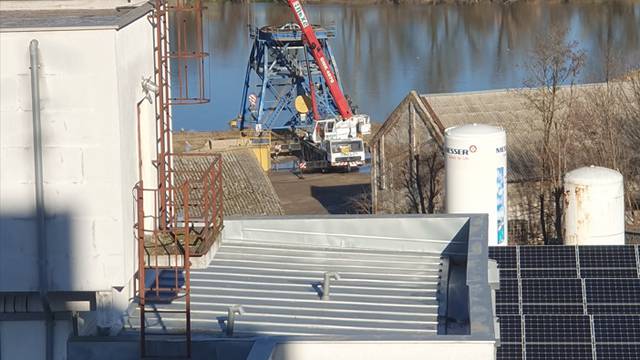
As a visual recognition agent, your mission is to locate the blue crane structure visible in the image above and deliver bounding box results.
[237,23,350,131]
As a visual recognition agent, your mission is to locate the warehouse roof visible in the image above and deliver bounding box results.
[421,88,542,182]
[126,214,497,341]
[372,83,626,183]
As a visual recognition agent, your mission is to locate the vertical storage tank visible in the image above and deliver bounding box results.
[564,166,624,245]
[445,124,507,246]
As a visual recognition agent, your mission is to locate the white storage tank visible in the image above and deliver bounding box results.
[564,166,624,245]
[445,124,508,246]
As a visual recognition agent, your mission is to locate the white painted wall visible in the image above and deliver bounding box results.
[271,340,496,360]
[1,27,120,292]
[0,10,156,357]
[113,9,157,318]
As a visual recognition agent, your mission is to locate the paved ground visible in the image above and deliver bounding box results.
[268,170,371,215]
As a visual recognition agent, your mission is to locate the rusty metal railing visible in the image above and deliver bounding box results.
[197,154,224,253]
[135,180,192,358]
[168,0,209,105]
[166,153,223,255]
[135,154,222,358]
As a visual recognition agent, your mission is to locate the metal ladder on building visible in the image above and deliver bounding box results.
[136,182,192,359]
[137,0,208,358]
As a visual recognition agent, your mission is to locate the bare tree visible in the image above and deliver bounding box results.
[571,45,640,218]
[621,68,640,158]
[349,190,373,214]
[520,27,586,245]
[401,142,444,214]
[622,68,640,223]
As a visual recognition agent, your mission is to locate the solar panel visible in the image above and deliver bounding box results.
[525,344,593,360]
[498,315,522,343]
[521,278,583,303]
[579,246,638,268]
[496,303,519,315]
[596,344,640,360]
[585,278,640,303]
[524,315,592,343]
[489,244,640,360]
[496,344,522,360]
[496,278,519,304]
[498,269,517,279]
[593,315,640,342]
[588,304,640,315]
[520,269,578,278]
[519,246,577,269]
[581,268,638,278]
[489,246,517,269]
[522,304,583,315]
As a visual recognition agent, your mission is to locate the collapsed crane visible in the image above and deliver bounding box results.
[238,0,370,171]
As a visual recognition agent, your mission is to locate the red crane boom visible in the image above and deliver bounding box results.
[287,0,353,120]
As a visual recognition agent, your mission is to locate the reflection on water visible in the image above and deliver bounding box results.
[173,1,640,130]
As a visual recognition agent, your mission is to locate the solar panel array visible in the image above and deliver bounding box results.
[489,245,640,360]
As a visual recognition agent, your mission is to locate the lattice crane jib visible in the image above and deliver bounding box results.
[238,23,346,131]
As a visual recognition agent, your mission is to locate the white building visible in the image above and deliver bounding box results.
[0,1,157,359]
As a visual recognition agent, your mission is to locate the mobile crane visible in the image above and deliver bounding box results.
[285,0,371,170]
[238,0,371,170]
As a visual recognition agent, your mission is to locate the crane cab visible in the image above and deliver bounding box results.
[325,139,365,167]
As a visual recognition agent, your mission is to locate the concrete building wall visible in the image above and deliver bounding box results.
[0,28,121,292]
[0,11,156,359]
[0,16,155,292]
[113,11,157,311]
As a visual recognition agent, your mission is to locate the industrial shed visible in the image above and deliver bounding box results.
[370,86,640,244]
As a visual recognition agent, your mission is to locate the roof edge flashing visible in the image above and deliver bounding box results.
[222,215,470,253]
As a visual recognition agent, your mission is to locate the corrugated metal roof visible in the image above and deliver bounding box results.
[128,239,443,336]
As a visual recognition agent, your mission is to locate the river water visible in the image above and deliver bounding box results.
[173,1,640,131]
